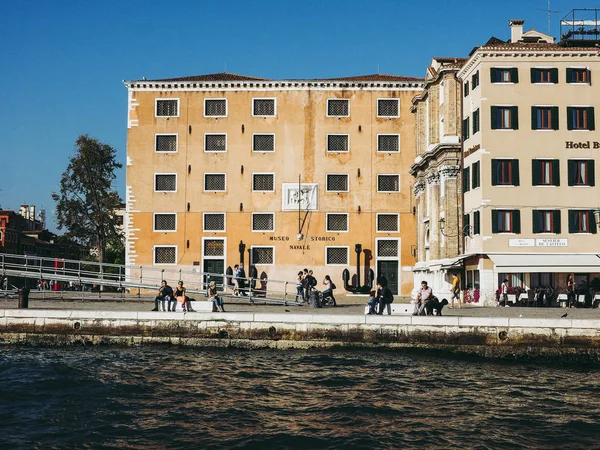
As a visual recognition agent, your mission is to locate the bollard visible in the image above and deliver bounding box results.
[18,288,30,309]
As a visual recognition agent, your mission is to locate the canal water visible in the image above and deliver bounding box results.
[1,347,599,449]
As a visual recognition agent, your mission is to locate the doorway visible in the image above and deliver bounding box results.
[377,260,399,295]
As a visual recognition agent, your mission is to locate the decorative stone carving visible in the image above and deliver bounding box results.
[426,172,440,185]
[438,165,460,180]
[413,181,425,197]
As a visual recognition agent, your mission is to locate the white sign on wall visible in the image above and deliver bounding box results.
[508,239,535,247]
[282,183,319,211]
[536,238,568,247]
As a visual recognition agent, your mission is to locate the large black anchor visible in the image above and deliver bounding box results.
[342,244,374,294]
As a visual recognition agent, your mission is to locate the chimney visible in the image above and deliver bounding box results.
[509,19,524,43]
[19,205,28,218]
[29,205,36,221]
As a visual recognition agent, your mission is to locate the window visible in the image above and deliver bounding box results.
[464,81,469,97]
[204,99,227,117]
[531,273,553,288]
[377,214,399,232]
[326,247,349,265]
[251,246,274,265]
[568,210,597,234]
[154,213,176,232]
[377,99,399,117]
[155,174,177,192]
[462,117,470,140]
[531,106,558,130]
[491,106,518,130]
[326,174,349,192]
[326,213,348,232]
[377,134,399,153]
[568,160,595,186]
[567,68,591,84]
[253,98,276,116]
[327,99,350,117]
[491,159,519,186]
[463,167,470,193]
[492,210,521,233]
[377,175,400,192]
[252,213,274,232]
[327,134,349,152]
[472,161,480,189]
[532,159,559,186]
[567,107,595,131]
[491,67,518,83]
[471,71,479,90]
[498,273,524,289]
[377,239,398,257]
[252,173,275,192]
[155,99,179,117]
[204,173,226,191]
[473,210,480,235]
[252,134,275,152]
[473,109,480,134]
[530,68,558,84]
[154,246,177,264]
[155,134,177,153]
[205,134,227,152]
[203,213,225,232]
[533,210,560,234]
[203,239,225,257]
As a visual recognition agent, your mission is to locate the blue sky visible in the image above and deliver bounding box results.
[0,0,578,231]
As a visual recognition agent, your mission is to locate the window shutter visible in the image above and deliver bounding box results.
[511,106,519,129]
[463,118,470,140]
[491,160,499,185]
[463,214,470,236]
[590,210,598,234]
[568,210,577,233]
[587,69,592,84]
[512,159,520,186]
[472,162,480,189]
[490,68,498,83]
[553,210,561,234]
[530,68,537,83]
[492,210,499,233]
[588,107,595,131]
[531,106,538,130]
[532,160,540,186]
[474,211,480,235]
[551,107,559,130]
[491,106,498,130]
[566,68,573,83]
[532,210,541,233]
[566,107,574,130]
[589,160,596,187]
[463,168,470,192]
[511,68,519,83]
[551,68,558,83]
[513,210,521,234]
[567,160,575,186]
[552,160,560,186]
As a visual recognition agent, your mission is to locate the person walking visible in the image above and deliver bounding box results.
[450,273,461,309]
[500,279,509,307]
[296,271,304,302]
[322,275,337,306]
[237,263,248,296]
[567,275,575,308]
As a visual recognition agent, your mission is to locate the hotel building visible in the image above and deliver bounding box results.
[123,73,423,295]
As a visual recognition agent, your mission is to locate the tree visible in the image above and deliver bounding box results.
[52,135,123,265]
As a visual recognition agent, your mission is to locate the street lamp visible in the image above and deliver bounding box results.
[439,217,473,237]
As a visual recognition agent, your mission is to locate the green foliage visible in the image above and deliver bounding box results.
[52,135,123,263]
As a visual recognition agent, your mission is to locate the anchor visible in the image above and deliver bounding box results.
[342,244,374,294]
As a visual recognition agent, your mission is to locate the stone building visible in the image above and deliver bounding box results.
[410,57,466,298]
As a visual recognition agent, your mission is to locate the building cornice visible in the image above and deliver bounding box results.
[409,141,461,176]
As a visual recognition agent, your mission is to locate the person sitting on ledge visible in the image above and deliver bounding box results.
[208,281,225,312]
[174,281,195,312]
[376,282,393,315]
[152,280,174,312]
[413,280,432,316]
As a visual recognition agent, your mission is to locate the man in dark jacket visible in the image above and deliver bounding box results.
[237,263,248,296]
[376,282,394,315]
[152,280,174,311]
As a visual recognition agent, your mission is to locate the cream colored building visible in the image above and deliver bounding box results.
[410,57,466,299]
[123,73,423,295]
[458,19,600,305]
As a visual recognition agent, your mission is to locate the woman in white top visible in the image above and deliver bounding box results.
[322,275,336,306]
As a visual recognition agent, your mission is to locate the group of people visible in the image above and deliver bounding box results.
[232,263,248,297]
[296,269,337,306]
[152,280,196,312]
[367,281,393,314]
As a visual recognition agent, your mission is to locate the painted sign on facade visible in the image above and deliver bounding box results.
[508,239,535,247]
[536,238,568,247]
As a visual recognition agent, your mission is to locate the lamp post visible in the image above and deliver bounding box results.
[439,217,472,238]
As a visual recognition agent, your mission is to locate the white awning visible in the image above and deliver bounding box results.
[487,254,600,273]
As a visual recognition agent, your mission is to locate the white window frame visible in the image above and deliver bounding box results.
[374,237,401,294]
[325,173,350,193]
[376,134,401,153]
[326,98,350,117]
[153,212,177,232]
[204,173,227,192]
[377,174,401,193]
[252,97,277,117]
[250,245,275,266]
[252,172,275,192]
[155,98,180,118]
[155,133,178,153]
[203,98,228,118]
[251,212,275,232]
[204,133,228,153]
[153,245,178,265]
[154,173,177,193]
[376,213,400,233]
[252,133,276,153]
[377,98,400,118]
[326,134,350,153]
[201,237,227,277]
[202,212,226,233]
[325,246,350,266]
[325,213,349,233]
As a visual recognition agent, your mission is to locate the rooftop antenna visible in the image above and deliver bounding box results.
[537,0,559,35]
[377,63,380,74]
[224,62,227,72]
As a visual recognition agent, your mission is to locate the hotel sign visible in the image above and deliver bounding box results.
[536,238,568,247]
[565,141,600,149]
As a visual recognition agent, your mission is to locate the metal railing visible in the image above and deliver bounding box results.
[0,253,304,306]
